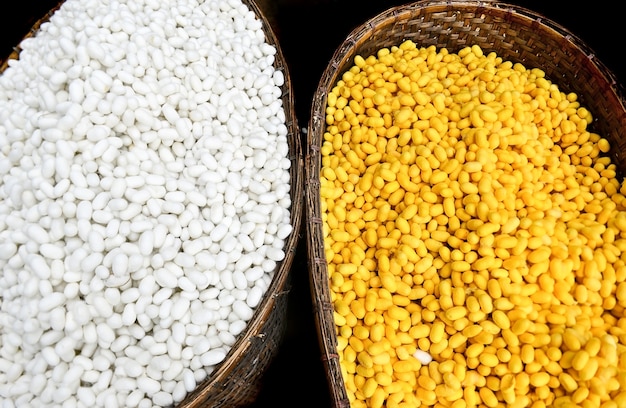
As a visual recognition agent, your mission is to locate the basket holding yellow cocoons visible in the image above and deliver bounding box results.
[306,1,626,407]
[0,0,303,407]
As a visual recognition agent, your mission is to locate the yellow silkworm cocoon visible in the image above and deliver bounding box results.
[370,388,387,408]
[387,305,409,321]
[578,357,599,381]
[445,306,468,321]
[362,377,378,398]
[571,349,590,371]
[478,353,499,368]
[492,310,511,330]
[479,387,499,408]
[562,329,583,351]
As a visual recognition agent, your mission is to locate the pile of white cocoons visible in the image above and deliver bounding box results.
[0,0,294,406]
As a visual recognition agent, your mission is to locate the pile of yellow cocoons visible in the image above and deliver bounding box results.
[319,40,626,408]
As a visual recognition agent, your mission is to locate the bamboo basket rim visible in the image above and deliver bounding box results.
[1,1,303,407]
[306,1,626,407]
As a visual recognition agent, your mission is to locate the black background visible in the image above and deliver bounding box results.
[1,1,623,407]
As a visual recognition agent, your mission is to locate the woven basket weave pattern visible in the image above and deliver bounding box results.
[306,1,626,407]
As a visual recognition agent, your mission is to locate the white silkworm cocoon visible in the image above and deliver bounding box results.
[199,349,227,367]
[232,300,254,321]
[0,0,293,406]
[413,349,434,365]
[246,286,264,309]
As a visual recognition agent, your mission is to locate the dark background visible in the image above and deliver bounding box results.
[1,1,622,407]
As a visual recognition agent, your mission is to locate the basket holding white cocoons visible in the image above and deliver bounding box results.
[0,0,301,407]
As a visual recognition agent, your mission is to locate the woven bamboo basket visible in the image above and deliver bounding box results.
[0,1,302,407]
[306,1,626,407]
